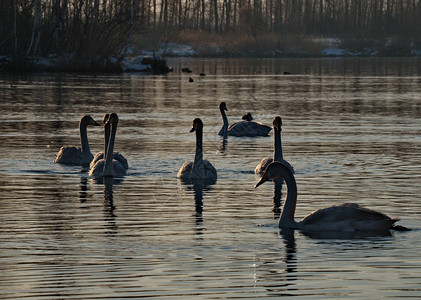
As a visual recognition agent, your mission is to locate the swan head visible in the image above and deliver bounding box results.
[273,116,282,131]
[106,113,119,126]
[190,118,203,132]
[255,161,292,188]
[242,112,253,121]
[219,102,228,111]
[80,115,100,127]
[102,113,110,125]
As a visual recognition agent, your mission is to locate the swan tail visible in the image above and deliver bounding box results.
[391,224,411,231]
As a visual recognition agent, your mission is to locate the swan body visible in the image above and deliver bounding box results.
[91,152,128,170]
[54,115,100,165]
[255,161,405,232]
[90,113,128,170]
[255,116,294,175]
[218,102,271,137]
[89,113,127,177]
[178,118,217,181]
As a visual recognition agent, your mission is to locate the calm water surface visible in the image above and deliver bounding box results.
[1,58,420,299]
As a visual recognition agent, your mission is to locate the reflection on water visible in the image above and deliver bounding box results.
[0,58,420,299]
[103,177,118,235]
[178,178,217,230]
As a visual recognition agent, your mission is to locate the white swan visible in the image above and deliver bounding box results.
[218,102,271,137]
[54,115,100,165]
[255,161,408,232]
[177,118,217,181]
[90,113,128,170]
[89,113,127,177]
[255,116,294,175]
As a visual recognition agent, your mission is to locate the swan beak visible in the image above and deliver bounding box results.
[93,121,101,126]
[254,172,268,188]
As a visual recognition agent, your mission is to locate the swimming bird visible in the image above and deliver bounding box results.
[255,116,294,175]
[242,112,254,121]
[177,118,217,181]
[54,115,100,166]
[90,113,128,170]
[181,67,192,73]
[255,161,408,232]
[218,102,271,137]
[89,113,127,177]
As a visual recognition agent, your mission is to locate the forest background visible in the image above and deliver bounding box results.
[1,0,421,65]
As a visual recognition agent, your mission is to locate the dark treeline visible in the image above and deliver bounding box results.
[152,0,421,37]
[1,0,136,59]
[1,0,421,59]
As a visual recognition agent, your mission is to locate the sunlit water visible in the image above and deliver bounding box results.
[1,58,420,299]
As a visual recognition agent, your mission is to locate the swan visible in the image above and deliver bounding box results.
[255,161,408,232]
[177,118,217,181]
[218,102,271,137]
[54,115,100,165]
[255,116,294,175]
[89,113,127,177]
[90,113,128,170]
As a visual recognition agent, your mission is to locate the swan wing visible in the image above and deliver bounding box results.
[177,160,217,180]
[255,158,273,175]
[54,146,82,164]
[112,159,127,176]
[227,121,271,137]
[255,158,294,175]
[301,203,397,231]
[177,161,193,179]
[89,159,105,177]
[90,152,128,170]
[113,152,129,170]
[203,159,217,179]
[90,151,105,169]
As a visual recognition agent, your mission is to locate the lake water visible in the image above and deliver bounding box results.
[0,58,420,299]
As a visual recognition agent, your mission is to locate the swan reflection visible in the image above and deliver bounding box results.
[219,136,228,152]
[178,178,216,230]
[279,229,297,276]
[103,176,118,235]
[79,176,88,203]
[254,229,297,297]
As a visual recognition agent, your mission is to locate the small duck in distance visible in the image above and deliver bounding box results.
[255,161,409,232]
[218,102,271,137]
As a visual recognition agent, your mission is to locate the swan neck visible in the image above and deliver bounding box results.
[104,123,110,157]
[104,123,117,176]
[273,126,283,161]
[192,127,203,174]
[278,168,298,228]
[79,122,92,163]
[220,106,228,134]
